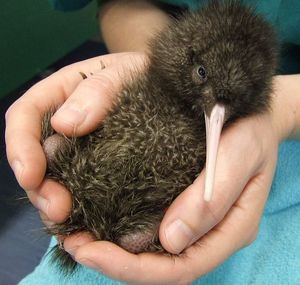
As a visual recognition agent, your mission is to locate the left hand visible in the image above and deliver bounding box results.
[5,52,147,227]
[63,110,279,284]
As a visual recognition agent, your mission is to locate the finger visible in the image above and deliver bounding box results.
[51,52,147,136]
[75,241,187,285]
[160,118,263,254]
[27,179,72,223]
[63,232,96,257]
[51,65,123,136]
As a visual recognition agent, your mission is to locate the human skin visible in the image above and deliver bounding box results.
[5,0,300,283]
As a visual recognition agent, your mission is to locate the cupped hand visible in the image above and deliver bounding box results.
[61,111,279,284]
[6,57,291,284]
[5,52,147,223]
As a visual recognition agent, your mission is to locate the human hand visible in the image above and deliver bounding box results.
[5,52,147,225]
[62,75,299,284]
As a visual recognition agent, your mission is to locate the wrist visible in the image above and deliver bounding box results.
[271,74,300,142]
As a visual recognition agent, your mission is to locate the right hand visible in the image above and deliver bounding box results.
[5,52,147,225]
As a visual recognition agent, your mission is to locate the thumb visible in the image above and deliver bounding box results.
[51,52,146,136]
[159,171,244,254]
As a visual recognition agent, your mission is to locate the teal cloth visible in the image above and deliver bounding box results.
[19,141,300,285]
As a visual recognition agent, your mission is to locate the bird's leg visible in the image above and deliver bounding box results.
[204,104,225,201]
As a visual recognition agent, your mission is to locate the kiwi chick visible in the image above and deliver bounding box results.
[41,0,278,274]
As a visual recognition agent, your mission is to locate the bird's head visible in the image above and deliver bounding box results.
[148,1,278,200]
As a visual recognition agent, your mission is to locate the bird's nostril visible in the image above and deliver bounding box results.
[117,231,155,254]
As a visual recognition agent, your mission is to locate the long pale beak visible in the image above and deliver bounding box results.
[204,104,226,201]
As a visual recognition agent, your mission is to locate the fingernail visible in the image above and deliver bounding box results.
[11,160,24,183]
[77,258,101,272]
[35,196,49,215]
[165,219,194,254]
[54,104,87,127]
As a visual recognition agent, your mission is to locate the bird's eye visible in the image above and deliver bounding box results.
[197,66,207,81]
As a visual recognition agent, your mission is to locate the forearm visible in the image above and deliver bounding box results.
[99,0,171,53]
[272,74,300,141]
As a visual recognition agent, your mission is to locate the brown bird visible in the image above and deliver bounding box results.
[41,0,278,273]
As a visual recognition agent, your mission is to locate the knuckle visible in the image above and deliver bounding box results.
[5,101,19,121]
[245,228,259,246]
[240,223,259,249]
[86,74,116,97]
[5,95,34,123]
[58,64,74,74]
[205,199,227,226]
